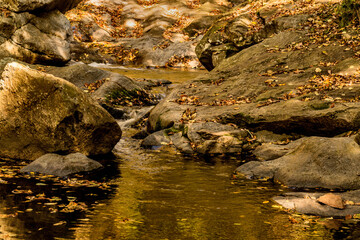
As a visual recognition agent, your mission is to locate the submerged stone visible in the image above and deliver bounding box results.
[21,153,103,177]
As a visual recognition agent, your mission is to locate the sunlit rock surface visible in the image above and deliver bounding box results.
[0,0,80,65]
[0,62,122,160]
[0,10,72,64]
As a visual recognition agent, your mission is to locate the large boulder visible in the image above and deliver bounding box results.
[45,63,143,100]
[1,0,82,13]
[236,137,360,190]
[20,153,103,177]
[195,8,307,70]
[0,10,72,65]
[148,29,360,138]
[0,62,122,160]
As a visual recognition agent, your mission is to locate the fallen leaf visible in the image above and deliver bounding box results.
[317,193,345,209]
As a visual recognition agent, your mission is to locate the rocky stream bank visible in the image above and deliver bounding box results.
[1,0,360,230]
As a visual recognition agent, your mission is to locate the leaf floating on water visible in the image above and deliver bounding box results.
[271,205,283,209]
[79,218,90,222]
[53,221,66,226]
[11,189,33,195]
[67,196,77,202]
[289,216,298,224]
[36,183,47,186]
[44,202,57,206]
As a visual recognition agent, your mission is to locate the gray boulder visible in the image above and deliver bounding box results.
[253,138,306,161]
[0,10,72,65]
[1,0,82,13]
[141,130,170,147]
[20,153,103,177]
[170,132,193,154]
[236,137,360,190]
[46,63,142,100]
[0,62,121,160]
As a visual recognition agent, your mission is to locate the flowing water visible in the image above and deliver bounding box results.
[0,68,359,239]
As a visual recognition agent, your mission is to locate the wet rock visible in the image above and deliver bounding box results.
[0,10,72,65]
[20,153,103,177]
[118,106,154,129]
[197,135,243,154]
[317,193,345,209]
[100,104,126,119]
[236,137,360,190]
[132,128,149,139]
[187,122,239,144]
[141,130,170,147]
[1,0,82,13]
[273,192,360,217]
[170,132,194,154]
[0,62,121,160]
[186,122,250,154]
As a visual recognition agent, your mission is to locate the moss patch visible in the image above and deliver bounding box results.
[105,89,156,106]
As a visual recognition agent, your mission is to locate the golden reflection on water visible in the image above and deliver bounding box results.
[71,137,335,240]
[101,67,206,83]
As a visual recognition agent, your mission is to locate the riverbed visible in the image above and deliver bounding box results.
[0,67,358,239]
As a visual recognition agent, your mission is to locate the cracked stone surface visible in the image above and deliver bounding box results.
[0,62,122,160]
[0,10,72,65]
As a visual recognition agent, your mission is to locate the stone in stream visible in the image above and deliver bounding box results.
[0,62,122,160]
[273,192,360,217]
[169,132,193,154]
[141,130,171,148]
[20,153,103,177]
[236,137,360,190]
[317,193,345,209]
